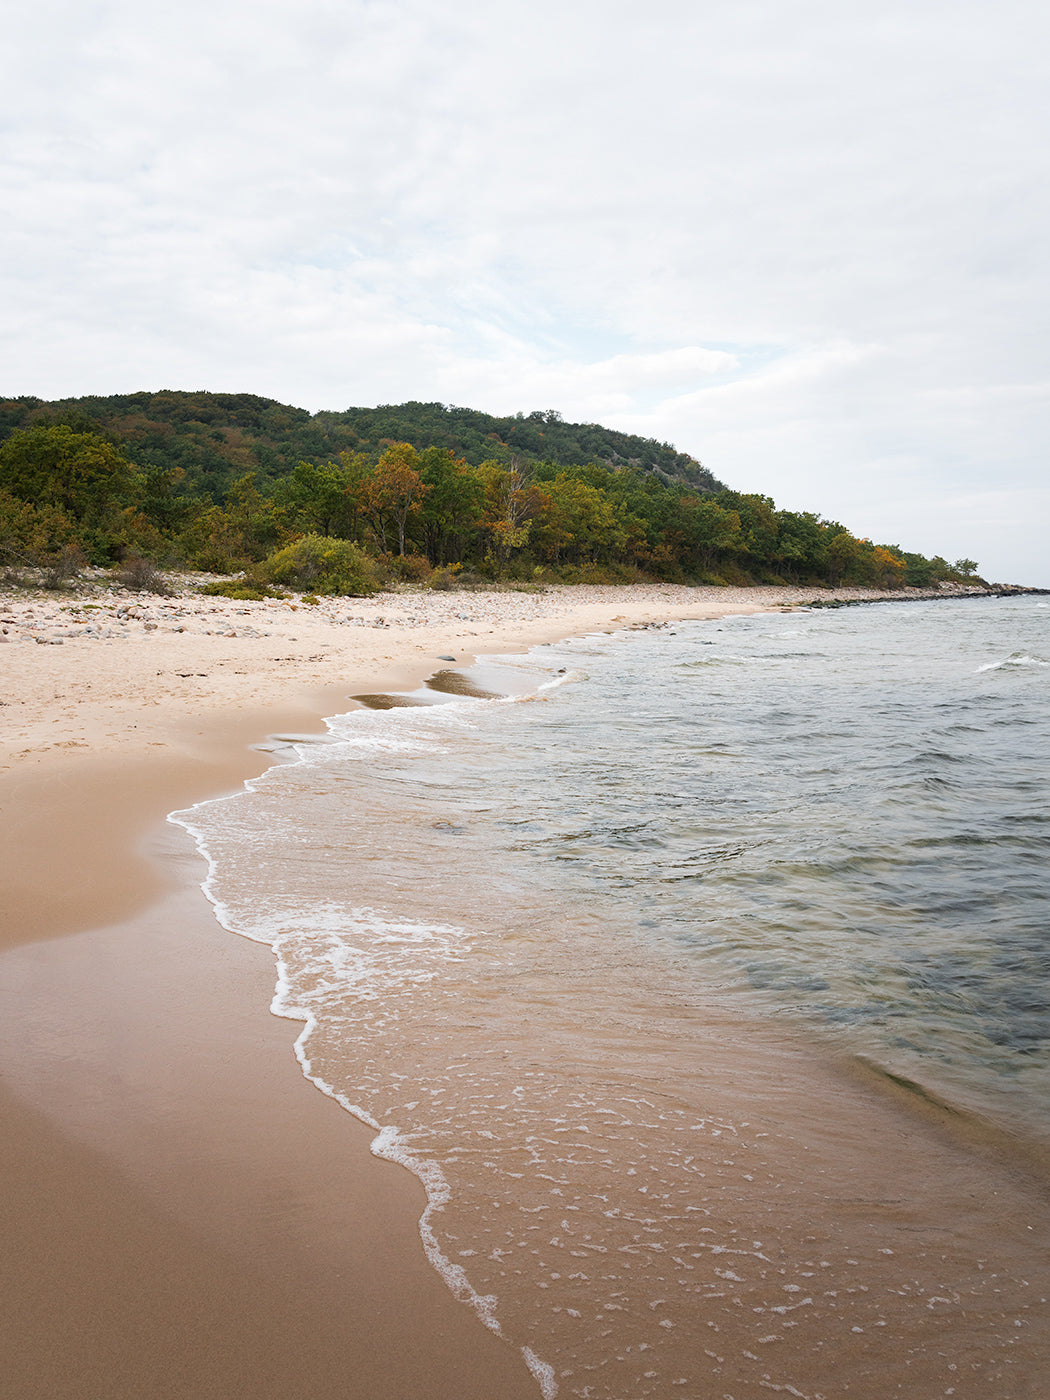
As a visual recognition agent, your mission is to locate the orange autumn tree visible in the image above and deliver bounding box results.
[360,443,431,556]
[868,544,907,589]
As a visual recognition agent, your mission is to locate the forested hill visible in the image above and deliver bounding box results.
[0,392,723,502]
[1,388,980,592]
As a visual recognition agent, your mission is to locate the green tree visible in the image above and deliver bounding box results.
[225,472,286,560]
[825,529,861,585]
[274,452,370,540]
[676,495,743,571]
[182,473,286,571]
[0,423,194,563]
[0,488,80,567]
[254,534,379,595]
[715,491,780,573]
[417,447,484,565]
[0,424,150,560]
[773,510,828,581]
[532,472,628,565]
[0,424,141,518]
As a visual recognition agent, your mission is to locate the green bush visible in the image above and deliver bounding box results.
[254,534,380,596]
[387,552,433,584]
[200,580,287,600]
[426,563,461,590]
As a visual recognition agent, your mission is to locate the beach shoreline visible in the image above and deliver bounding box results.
[1,577,1003,945]
[0,579,1037,1398]
[4,579,962,951]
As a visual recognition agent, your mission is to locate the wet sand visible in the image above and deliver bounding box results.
[0,582,781,1398]
[0,726,545,1399]
[0,578,1030,1398]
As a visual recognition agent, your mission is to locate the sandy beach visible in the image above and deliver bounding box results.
[0,577,1020,1398]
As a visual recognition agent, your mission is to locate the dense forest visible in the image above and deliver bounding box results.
[0,390,979,595]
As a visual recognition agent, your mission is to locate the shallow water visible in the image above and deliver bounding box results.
[174,595,1050,1398]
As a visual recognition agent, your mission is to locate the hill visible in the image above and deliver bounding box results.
[0,389,977,593]
[0,392,723,504]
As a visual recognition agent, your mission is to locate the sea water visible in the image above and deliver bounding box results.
[172,595,1050,1398]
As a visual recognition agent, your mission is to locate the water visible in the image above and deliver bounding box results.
[173,595,1050,1398]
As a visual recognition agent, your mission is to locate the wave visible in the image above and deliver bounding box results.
[977,651,1049,671]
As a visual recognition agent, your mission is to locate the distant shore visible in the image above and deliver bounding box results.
[0,576,1031,1398]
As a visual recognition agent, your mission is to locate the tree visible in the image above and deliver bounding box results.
[474,458,547,574]
[225,473,286,560]
[532,473,628,565]
[773,510,828,581]
[676,495,743,571]
[825,529,861,585]
[868,544,907,589]
[0,488,80,568]
[274,452,370,540]
[0,424,143,532]
[715,491,780,572]
[0,424,182,562]
[361,443,430,556]
[255,534,379,595]
[417,447,484,565]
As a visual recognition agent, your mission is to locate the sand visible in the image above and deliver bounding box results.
[0,576,998,1398]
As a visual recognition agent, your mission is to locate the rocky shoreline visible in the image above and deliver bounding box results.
[1,573,1036,650]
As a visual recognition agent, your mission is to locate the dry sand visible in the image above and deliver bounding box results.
[0,577,987,1398]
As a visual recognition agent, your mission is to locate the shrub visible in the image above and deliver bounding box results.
[113,555,171,595]
[426,564,462,591]
[40,545,86,590]
[200,580,287,601]
[451,568,488,590]
[388,552,433,584]
[254,534,380,596]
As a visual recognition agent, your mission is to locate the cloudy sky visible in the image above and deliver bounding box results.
[3,0,1048,584]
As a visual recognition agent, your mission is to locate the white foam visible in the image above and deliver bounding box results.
[976,652,1049,671]
[324,697,478,751]
[166,710,527,1367]
[369,1125,504,1326]
[266,996,509,1343]
[522,1345,559,1399]
[535,667,586,694]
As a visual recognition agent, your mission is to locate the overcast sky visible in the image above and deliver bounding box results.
[3,0,1048,584]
